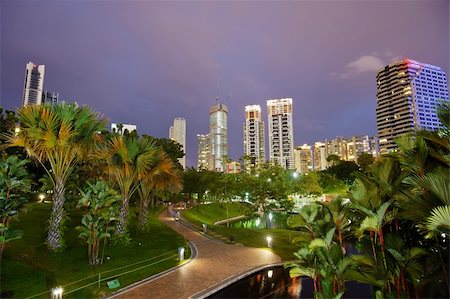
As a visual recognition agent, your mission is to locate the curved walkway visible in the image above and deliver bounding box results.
[109,206,281,299]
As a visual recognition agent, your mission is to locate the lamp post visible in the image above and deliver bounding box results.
[266,236,272,248]
[51,287,63,299]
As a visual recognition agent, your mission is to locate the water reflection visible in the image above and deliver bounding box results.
[206,265,372,298]
[206,265,311,298]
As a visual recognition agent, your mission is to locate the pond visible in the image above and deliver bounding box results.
[229,212,293,230]
[205,265,373,298]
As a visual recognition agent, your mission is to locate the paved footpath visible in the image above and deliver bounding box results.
[110,207,281,299]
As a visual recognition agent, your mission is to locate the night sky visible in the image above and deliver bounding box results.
[1,1,449,168]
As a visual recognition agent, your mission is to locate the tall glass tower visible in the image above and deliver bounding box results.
[376,59,449,153]
[169,117,186,169]
[209,103,228,172]
[22,61,45,106]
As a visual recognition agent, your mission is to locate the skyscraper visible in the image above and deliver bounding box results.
[41,91,59,105]
[376,59,449,153]
[243,105,266,170]
[294,144,312,174]
[169,117,186,169]
[22,61,45,106]
[197,133,211,170]
[209,103,228,172]
[267,98,294,169]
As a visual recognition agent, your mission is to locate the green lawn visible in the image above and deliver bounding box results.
[182,202,255,225]
[1,203,189,298]
[182,203,300,260]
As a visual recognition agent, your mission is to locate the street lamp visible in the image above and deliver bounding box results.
[266,236,272,248]
[38,194,45,202]
[292,172,299,179]
[51,287,63,299]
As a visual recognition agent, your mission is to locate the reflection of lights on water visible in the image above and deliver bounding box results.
[267,270,273,278]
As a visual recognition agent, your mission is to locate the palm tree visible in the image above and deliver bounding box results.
[4,104,106,250]
[102,135,157,235]
[137,151,182,230]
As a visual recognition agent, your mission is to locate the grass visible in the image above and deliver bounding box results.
[181,202,254,225]
[181,203,301,260]
[1,203,189,298]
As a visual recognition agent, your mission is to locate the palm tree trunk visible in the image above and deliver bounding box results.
[138,200,149,230]
[46,180,65,251]
[116,197,129,235]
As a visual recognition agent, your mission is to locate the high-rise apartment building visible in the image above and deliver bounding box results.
[22,62,45,106]
[209,103,228,172]
[41,91,59,105]
[376,59,449,153]
[243,105,266,170]
[313,142,327,171]
[294,144,313,174]
[267,98,294,169]
[310,134,377,170]
[197,133,211,170]
[169,117,186,169]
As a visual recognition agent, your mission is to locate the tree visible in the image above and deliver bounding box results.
[0,155,31,261]
[77,180,120,265]
[326,154,340,167]
[142,135,185,170]
[4,103,107,251]
[137,151,182,230]
[102,135,157,235]
[357,152,374,172]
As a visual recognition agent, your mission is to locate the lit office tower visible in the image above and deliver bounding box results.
[41,91,59,105]
[243,105,266,170]
[376,59,449,153]
[22,62,45,106]
[197,133,211,170]
[169,117,186,169]
[209,103,228,172]
[267,98,295,169]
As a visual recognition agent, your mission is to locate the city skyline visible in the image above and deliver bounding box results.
[1,1,448,168]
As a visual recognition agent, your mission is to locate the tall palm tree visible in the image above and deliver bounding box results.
[137,151,182,230]
[102,135,157,235]
[4,104,106,250]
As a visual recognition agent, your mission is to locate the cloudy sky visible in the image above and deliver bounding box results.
[1,0,449,167]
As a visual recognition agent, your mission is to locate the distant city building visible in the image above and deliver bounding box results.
[243,105,266,171]
[22,61,45,106]
[376,59,449,153]
[294,144,313,174]
[41,91,59,105]
[311,135,378,170]
[313,142,327,171]
[226,161,241,174]
[267,98,294,169]
[209,103,228,172]
[169,117,186,169]
[197,133,211,170]
[111,123,137,135]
